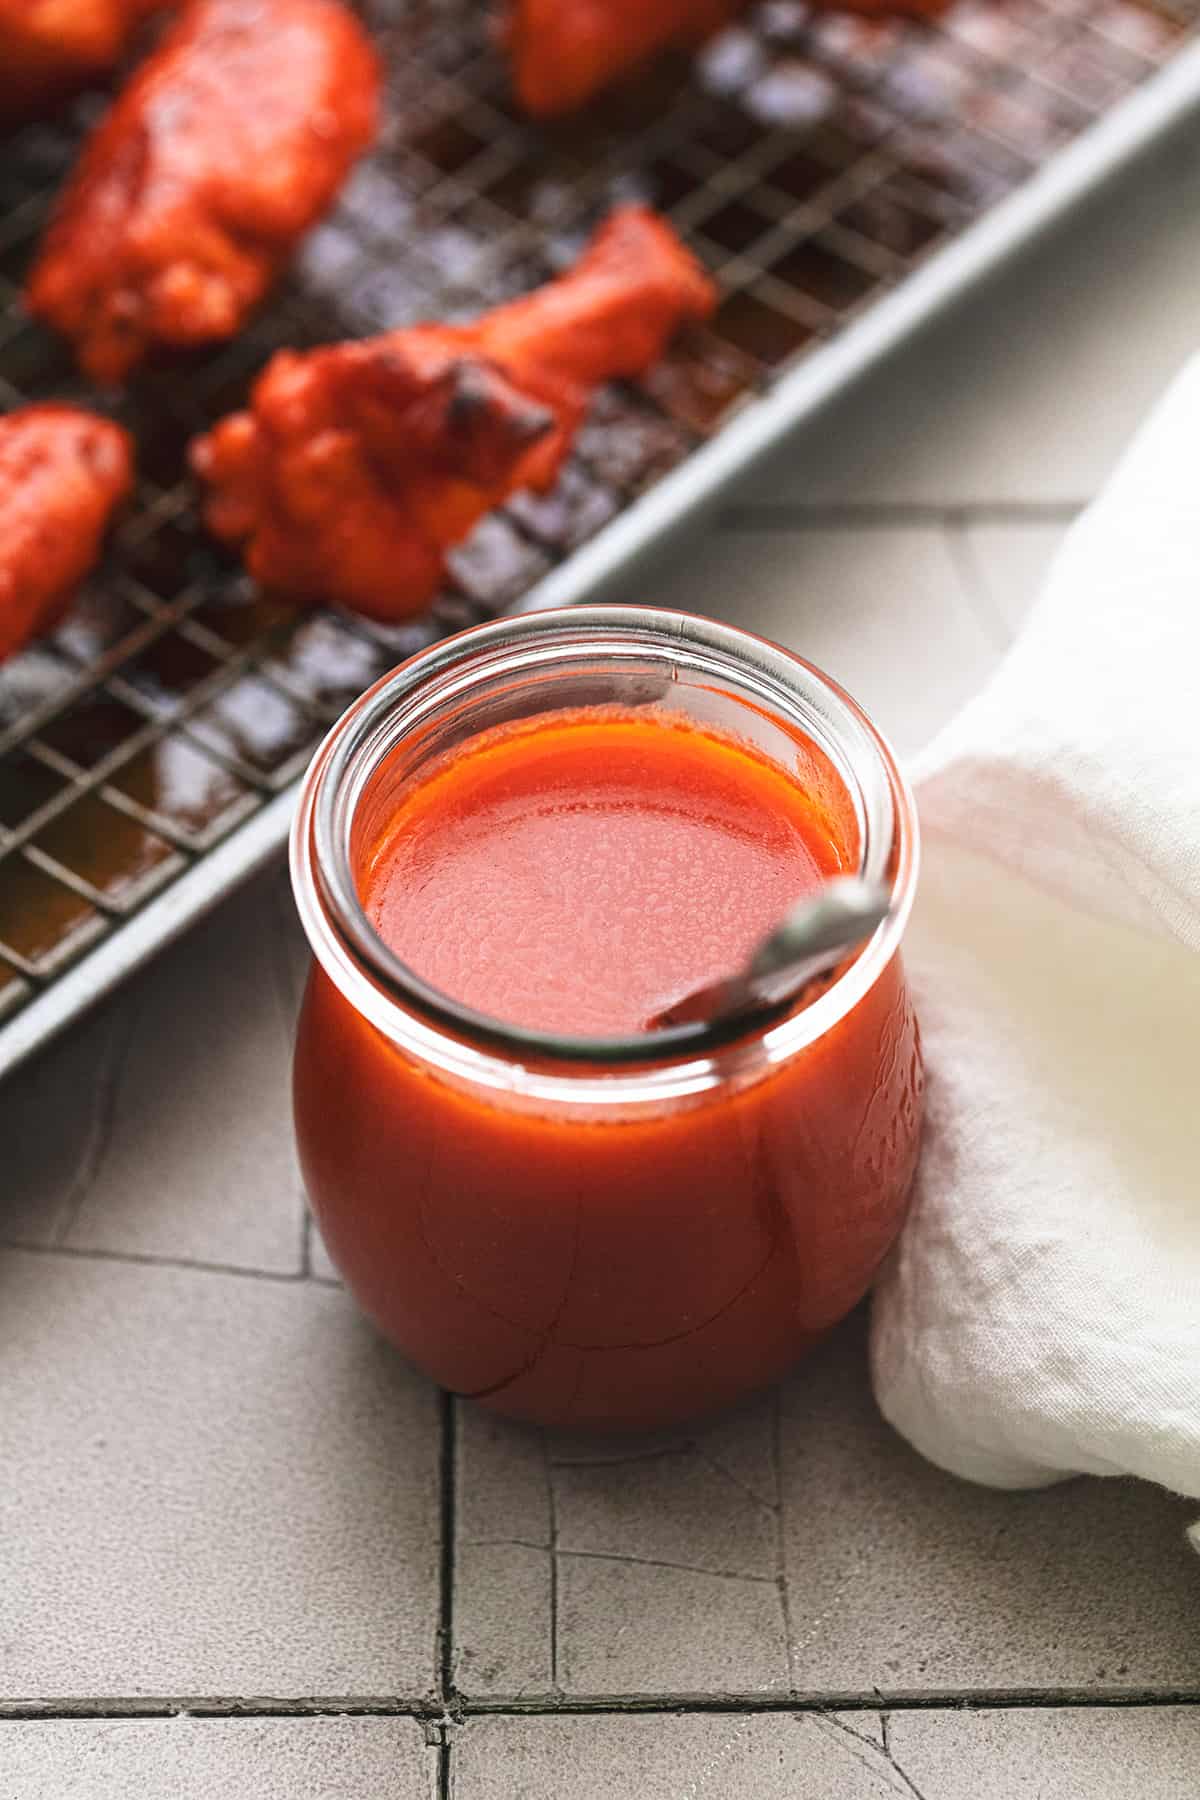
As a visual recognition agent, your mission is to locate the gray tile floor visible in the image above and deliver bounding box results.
[4,128,1200,1798]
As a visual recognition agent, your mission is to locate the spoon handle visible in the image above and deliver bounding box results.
[749,878,894,983]
[649,877,893,1032]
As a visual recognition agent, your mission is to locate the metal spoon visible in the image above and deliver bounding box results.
[648,876,894,1033]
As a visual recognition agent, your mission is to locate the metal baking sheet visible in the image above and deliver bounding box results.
[2,0,1199,1078]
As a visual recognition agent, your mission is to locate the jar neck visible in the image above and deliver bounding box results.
[290,606,918,1100]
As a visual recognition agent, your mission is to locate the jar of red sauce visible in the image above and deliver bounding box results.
[291,606,922,1431]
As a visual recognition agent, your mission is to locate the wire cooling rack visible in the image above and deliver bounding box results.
[0,0,1197,1072]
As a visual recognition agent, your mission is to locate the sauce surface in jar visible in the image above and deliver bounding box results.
[361,708,845,1038]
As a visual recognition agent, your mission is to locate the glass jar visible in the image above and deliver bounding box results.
[291,606,922,1430]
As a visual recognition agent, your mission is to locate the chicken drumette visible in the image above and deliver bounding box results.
[505,0,950,115]
[0,407,133,664]
[0,1,167,124]
[26,0,380,384]
[191,206,716,620]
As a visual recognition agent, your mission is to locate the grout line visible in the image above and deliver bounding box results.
[438,1393,457,1699]
[455,1690,1200,1717]
[438,1722,452,1800]
[300,1208,313,1282]
[5,1691,1200,1724]
[438,1391,457,1800]
[438,1389,458,1698]
[449,1689,1200,1718]
[0,1700,441,1723]
[772,1393,798,1695]
[546,1438,560,1696]
[554,1551,776,1585]
[0,1239,309,1286]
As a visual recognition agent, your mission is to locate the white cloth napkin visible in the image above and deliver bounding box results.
[870,357,1200,1520]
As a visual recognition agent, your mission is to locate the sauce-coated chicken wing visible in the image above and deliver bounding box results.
[191,207,716,620]
[506,0,950,115]
[26,0,380,383]
[0,407,133,663]
[0,1,165,123]
[506,0,740,117]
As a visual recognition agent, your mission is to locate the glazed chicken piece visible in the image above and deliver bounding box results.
[191,207,716,620]
[0,1,166,124]
[26,0,380,383]
[505,0,742,115]
[0,407,134,664]
[505,0,950,115]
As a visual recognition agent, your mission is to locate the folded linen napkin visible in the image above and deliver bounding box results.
[870,357,1200,1519]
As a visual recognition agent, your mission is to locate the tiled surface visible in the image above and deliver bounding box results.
[452,1713,915,1798]
[558,1552,791,1695]
[776,1321,1200,1693]
[886,1706,1200,1796]
[452,1708,1200,1797]
[0,1718,437,1799]
[2,874,304,1273]
[5,111,1200,1798]
[0,1000,117,1247]
[0,1245,441,1698]
[451,1314,1200,1701]
[650,524,999,757]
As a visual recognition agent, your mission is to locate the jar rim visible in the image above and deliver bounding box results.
[290,605,919,1090]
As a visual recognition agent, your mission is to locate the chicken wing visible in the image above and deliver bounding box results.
[505,0,740,117]
[191,206,716,619]
[505,0,950,115]
[0,407,134,664]
[26,0,381,383]
[0,1,166,124]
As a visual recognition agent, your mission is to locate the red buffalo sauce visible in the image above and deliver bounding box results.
[292,609,923,1431]
[360,708,844,1038]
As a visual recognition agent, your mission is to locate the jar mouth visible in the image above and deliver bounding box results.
[291,606,919,1079]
